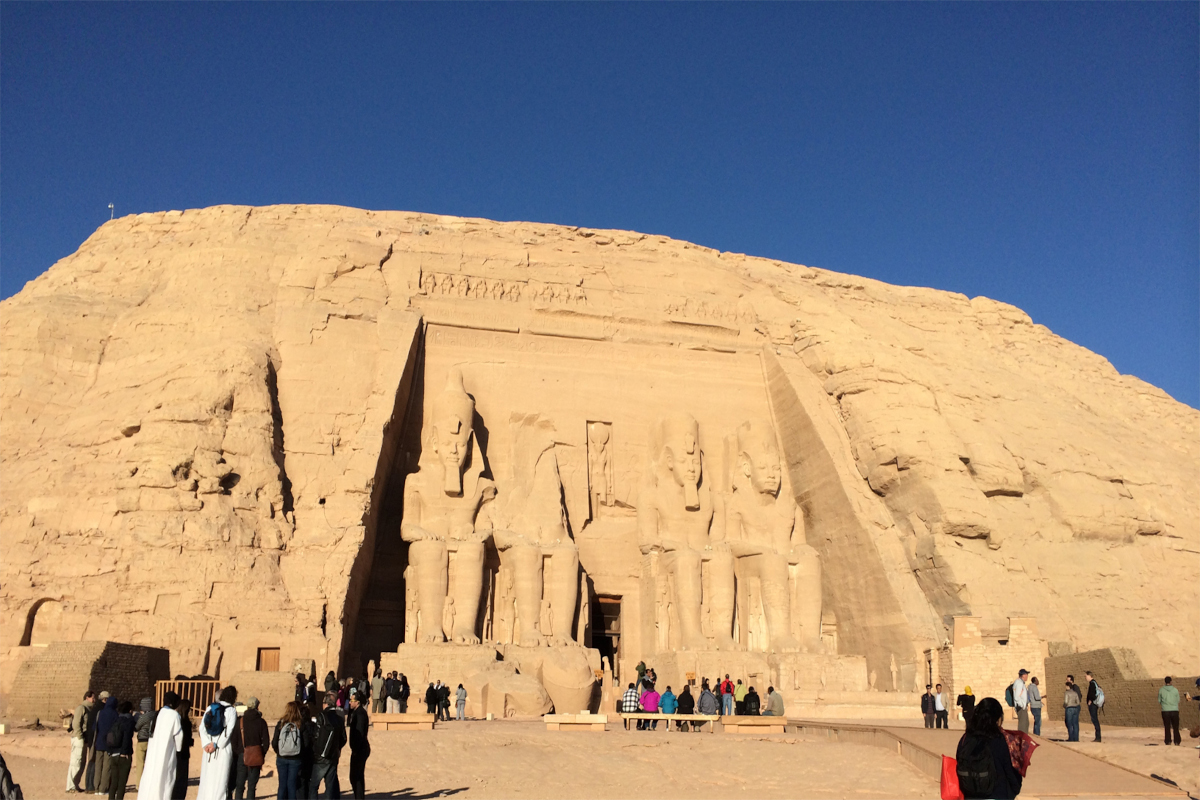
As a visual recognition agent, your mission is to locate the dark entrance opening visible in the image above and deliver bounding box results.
[590,596,622,683]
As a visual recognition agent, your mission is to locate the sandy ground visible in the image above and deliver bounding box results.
[2,719,937,799]
[1034,718,1200,797]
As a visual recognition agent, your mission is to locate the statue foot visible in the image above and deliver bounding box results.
[421,633,444,644]
[454,632,481,645]
[551,635,575,648]
[772,635,802,653]
[519,633,543,648]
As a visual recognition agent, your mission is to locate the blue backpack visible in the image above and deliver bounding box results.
[202,702,227,737]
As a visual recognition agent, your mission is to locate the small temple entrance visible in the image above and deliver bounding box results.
[591,596,622,682]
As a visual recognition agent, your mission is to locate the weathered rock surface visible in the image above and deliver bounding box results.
[1,204,1195,695]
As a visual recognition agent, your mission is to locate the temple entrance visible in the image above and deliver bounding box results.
[591,596,622,682]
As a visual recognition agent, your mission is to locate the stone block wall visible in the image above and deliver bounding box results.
[5,641,169,723]
[935,617,1044,715]
[1045,646,1199,727]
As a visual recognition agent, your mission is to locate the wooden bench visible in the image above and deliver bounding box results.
[618,712,721,733]
[722,714,787,734]
[370,712,436,731]
[544,713,608,731]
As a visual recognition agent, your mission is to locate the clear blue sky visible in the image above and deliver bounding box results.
[3,3,1197,407]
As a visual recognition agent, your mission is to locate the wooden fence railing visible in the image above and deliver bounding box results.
[155,679,221,718]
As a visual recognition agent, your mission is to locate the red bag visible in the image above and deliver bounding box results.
[940,755,964,800]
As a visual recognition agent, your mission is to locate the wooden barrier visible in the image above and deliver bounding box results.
[618,712,720,733]
[722,715,786,734]
[371,712,436,731]
[544,713,608,731]
[156,679,220,718]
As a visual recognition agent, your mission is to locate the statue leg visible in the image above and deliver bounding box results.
[506,544,544,647]
[450,541,485,644]
[758,554,801,652]
[793,546,823,651]
[706,549,737,651]
[670,549,707,650]
[545,545,579,646]
[409,539,448,643]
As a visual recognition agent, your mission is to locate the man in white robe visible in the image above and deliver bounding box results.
[197,689,238,800]
[137,693,183,800]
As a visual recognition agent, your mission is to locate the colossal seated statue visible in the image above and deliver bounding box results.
[401,370,493,644]
[637,414,736,651]
[491,414,580,648]
[716,419,822,652]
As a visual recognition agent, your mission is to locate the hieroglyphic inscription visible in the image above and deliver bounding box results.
[419,269,586,306]
[663,296,757,327]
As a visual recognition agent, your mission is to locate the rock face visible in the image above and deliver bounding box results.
[1,204,1195,706]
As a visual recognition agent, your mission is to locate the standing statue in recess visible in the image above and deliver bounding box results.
[637,414,736,651]
[401,369,494,644]
[716,419,821,651]
[491,413,580,647]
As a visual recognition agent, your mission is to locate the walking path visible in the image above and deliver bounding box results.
[793,719,1187,799]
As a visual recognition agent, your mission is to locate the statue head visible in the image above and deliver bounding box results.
[659,414,702,510]
[588,422,610,448]
[736,419,781,497]
[431,368,475,495]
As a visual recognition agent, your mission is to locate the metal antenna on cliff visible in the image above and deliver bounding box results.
[108,203,114,220]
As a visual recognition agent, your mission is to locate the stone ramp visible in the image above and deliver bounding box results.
[793,721,1185,799]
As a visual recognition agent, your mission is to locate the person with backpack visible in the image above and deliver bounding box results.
[954,697,1023,799]
[1084,670,1103,742]
[271,701,307,800]
[131,697,154,786]
[305,693,346,799]
[197,685,238,800]
[1062,676,1082,742]
[347,692,371,799]
[438,681,451,722]
[743,686,761,716]
[94,695,120,795]
[1009,670,1030,734]
[105,701,136,800]
[65,690,94,793]
[232,696,270,800]
[720,675,735,716]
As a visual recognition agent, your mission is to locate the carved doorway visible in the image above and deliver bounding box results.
[591,596,622,682]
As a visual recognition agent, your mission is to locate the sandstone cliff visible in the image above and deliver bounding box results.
[2,204,1195,686]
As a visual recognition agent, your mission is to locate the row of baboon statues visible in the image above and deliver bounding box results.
[399,370,822,653]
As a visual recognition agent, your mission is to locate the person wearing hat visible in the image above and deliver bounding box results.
[84,691,111,792]
[1010,669,1031,734]
[137,692,184,800]
[130,697,155,786]
[231,696,270,800]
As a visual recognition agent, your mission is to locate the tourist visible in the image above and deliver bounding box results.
[1010,670,1030,734]
[385,672,400,714]
[131,697,154,786]
[371,669,385,714]
[455,684,467,721]
[85,690,109,792]
[956,685,976,727]
[921,685,937,728]
[138,692,183,800]
[763,686,785,717]
[232,696,269,800]
[307,693,345,799]
[336,679,350,711]
[621,683,641,731]
[734,679,748,715]
[172,699,194,800]
[348,692,371,799]
[1028,677,1043,736]
[1159,676,1181,746]
[272,701,306,800]
[744,686,761,716]
[65,690,94,793]
[954,697,1023,799]
[304,676,317,707]
[720,675,735,716]
[197,685,238,800]
[323,671,338,695]
[94,694,119,795]
[660,685,678,719]
[676,685,695,731]
[640,683,661,730]
[106,700,136,800]
[1063,676,1082,742]
[1084,671,1102,742]
[294,674,307,706]
[425,683,438,715]
[438,681,451,722]
[398,674,410,713]
[935,683,949,729]
[697,682,719,730]
[635,661,647,686]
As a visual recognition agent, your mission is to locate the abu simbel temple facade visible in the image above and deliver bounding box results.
[2,205,1196,720]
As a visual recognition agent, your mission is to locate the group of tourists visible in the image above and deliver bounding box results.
[421,680,467,721]
[619,663,785,731]
[66,690,191,800]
